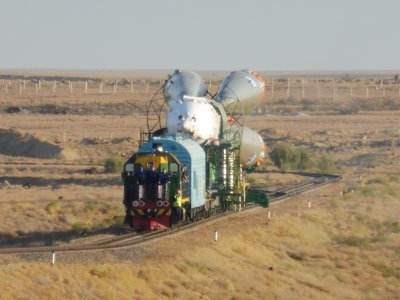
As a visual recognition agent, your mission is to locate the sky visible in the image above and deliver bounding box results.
[1,0,399,72]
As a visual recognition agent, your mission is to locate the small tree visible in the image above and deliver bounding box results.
[269,142,313,171]
[269,142,292,169]
[298,146,313,170]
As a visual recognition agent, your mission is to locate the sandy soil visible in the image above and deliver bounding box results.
[0,71,399,299]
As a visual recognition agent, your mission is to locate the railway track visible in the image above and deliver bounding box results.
[248,170,341,202]
[0,171,340,256]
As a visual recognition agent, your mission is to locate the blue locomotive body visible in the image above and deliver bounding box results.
[138,136,206,210]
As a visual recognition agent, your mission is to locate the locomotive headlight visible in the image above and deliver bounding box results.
[162,201,169,207]
[156,200,163,207]
[139,201,145,207]
[132,201,139,207]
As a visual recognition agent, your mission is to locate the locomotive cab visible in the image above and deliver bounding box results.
[123,150,183,230]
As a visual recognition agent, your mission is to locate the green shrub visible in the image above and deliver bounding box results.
[104,156,123,173]
[298,146,313,170]
[269,142,313,171]
[317,154,337,173]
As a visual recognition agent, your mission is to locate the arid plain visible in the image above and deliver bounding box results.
[0,71,399,299]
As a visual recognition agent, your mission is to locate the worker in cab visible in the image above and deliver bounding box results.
[158,168,170,200]
[173,189,183,222]
[136,166,146,199]
[136,166,146,184]
[147,165,159,199]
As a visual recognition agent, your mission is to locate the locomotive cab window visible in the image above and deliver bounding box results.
[125,163,134,172]
[169,163,178,175]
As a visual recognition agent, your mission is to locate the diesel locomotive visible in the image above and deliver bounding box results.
[123,70,266,230]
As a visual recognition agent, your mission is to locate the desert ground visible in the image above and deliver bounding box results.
[0,70,399,299]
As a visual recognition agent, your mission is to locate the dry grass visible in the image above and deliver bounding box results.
[0,71,399,299]
[2,180,399,299]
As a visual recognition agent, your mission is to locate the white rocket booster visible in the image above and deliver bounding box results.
[162,69,266,168]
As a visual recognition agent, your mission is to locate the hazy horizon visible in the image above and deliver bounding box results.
[1,68,399,78]
[1,0,400,72]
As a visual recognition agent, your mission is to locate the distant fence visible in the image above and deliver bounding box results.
[0,79,162,95]
[1,77,400,99]
[266,78,400,99]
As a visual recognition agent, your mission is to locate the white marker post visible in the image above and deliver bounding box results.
[51,251,56,265]
[130,80,133,93]
[267,209,271,220]
[308,200,311,208]
[214,230,218,241]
